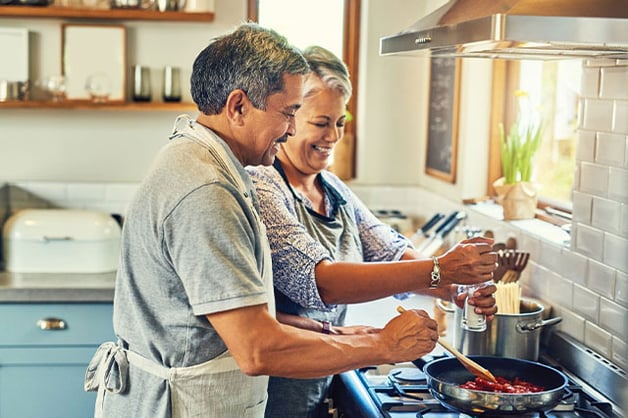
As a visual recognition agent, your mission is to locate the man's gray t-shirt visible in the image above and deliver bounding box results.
[104,134,269,417]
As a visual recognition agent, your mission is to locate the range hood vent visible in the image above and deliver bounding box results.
[380,0,628,60]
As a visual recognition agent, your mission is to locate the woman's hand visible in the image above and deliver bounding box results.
[455,282,498,321]
[438,236,498,287]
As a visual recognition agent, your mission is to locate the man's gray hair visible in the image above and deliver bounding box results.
[302,46,352,103]
[191,23,310,115]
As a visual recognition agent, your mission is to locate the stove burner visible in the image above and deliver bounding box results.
[388,367,427,383]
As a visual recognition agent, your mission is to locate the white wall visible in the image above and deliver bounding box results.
[0,0,246,182]
[1,0,493,204]
[353,0,492,202]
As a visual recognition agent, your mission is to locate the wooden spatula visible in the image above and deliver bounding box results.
[396,305,497,383]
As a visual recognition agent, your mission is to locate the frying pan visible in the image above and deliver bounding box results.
[423,356,568,415]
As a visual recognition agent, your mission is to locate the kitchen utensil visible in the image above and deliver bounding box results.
[409,212,444,246]
[424,356,568,415]
[438,297,562,360]
[498,250,530,283]
[419,211,466,257]
[396,306,497,383]
[414,211,458,253]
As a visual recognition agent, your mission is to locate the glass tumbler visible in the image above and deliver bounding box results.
[132,65,151,102]
[162,66,181,102]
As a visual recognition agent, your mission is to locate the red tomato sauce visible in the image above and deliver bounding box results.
[460,376,545,393]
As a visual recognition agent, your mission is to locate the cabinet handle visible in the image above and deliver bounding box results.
[37,317,67,330]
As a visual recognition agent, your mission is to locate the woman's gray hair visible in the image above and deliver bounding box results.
[191,23,310,115]
[302,46,352,103]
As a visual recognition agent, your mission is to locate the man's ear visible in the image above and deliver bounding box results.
[225,89,248,125]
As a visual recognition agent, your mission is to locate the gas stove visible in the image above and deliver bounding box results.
[330,333,624,418]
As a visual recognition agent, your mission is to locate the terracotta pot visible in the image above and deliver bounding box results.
[493,178,538,220]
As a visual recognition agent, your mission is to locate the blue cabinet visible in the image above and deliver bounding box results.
[0,303,114,418]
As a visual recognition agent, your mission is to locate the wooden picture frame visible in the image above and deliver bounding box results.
[425,57,461,183]
[62,24,126,102]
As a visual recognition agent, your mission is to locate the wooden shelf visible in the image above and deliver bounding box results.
[0,100,197,110]
[0,5,214,22]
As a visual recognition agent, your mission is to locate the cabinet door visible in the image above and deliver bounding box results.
[0,303,114,418]
[0,347,99,418]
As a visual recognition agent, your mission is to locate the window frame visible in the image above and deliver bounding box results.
[247,0,361,180]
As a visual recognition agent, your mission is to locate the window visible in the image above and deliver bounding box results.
[248,0,361,180]
[489,60,582,219]
[518,60,581,206]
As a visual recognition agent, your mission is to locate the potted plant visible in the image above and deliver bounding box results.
[493,90,543,220]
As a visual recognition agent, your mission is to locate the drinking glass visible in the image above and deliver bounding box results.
[132,65,151,102]
[162,66,181,102]
[85,73,112,103]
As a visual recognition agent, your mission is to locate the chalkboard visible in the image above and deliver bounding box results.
[425,57,461,183]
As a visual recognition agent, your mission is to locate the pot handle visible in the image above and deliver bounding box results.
[517,316,562,333]
[435,298,455,313]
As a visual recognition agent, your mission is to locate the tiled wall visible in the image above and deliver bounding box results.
[568,58,627,368]
[348,61,627,372]
[5,181,139,217]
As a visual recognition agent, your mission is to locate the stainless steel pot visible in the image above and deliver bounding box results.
[438,297,561,360]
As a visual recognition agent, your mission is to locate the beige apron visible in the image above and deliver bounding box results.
[85,115,275,418]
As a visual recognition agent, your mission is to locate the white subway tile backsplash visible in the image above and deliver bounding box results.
[591,196,621,232]
[600,66,628,100]
[576,130,596,162]
[538,241,564,272]
[546,273,574,310]
[583,99,613,131]
[12,182,68,206]
[613,100,628,134]
[620,203,628,238]
[595,132,626,167]
[599,298,627,339]
[608,167,628,203]
[587,259,616,300]
[617,270,628,306]
[557,249,588,286]
[579,162,609,196]
[584,321,613,358]
[554,305,585,341]
[573,284,600,322]
[574,223,604,260]
[67,183,107,202]
[611,336,627,371]
[571,191,592,224]
[603,233,628,273]
[527,264,552,300]
[581,66,600,98]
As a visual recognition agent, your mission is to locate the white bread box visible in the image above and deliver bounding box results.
[2,209,122,273]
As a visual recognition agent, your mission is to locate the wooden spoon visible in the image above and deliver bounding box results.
[396,306,497,383]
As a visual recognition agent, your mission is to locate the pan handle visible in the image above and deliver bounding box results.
[517,316,562,333]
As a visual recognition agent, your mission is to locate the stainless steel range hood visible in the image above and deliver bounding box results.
[380,0,628,60]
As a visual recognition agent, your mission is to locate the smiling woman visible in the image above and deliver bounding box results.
[249,0,361,180]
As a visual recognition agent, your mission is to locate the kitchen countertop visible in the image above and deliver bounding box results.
[0,271,115,302]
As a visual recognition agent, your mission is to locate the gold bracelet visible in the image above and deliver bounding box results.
[430,256,441,288]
